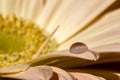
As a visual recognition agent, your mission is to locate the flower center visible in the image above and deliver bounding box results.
[0,32,26,53]
[0,14,58,68]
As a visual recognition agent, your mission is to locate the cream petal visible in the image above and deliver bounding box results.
[98,77,106,80]
[19,0,30,18]
[0,0,2,13]
[115,73,120,78]
[36,0,61,28]
[10,0,44,20]
[13,0,23,17]
[1,66,75,80]
[82,21,120,48]
[92,43,120,53]
[58,9,120,50]
[70,72,102,80]
[43,0,115,43]
[50,50,99,61]
[69,69,120,80]
[51,66,74,80]
[1,66,53,80]
[0,0,16,17]
[28,50,99,67]
[0,64,29,74]
[22,0,44,21]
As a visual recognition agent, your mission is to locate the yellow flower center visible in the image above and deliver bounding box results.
[0,14,58,68]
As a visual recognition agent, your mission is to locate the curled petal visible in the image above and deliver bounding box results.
[28,50,99,67]
[52,50,99,61]
[28,42,99,66]
[1,66,75,80]
[70,72,104,80]
[29,42,99,66]
[27,49,100,68]
[0,64,29,74]
[1,66,53,80]
[51,66,75,80]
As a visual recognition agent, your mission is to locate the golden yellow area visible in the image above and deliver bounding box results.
[0,14,58,68]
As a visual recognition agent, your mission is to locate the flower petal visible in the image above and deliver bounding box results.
[71,72,103,80]
[1,66,75,80]
[58,9,120,50]
[51,66,75,80]
[1,66,53,80]
[69,69,120,80]
[0,0,15,16]
[44,0,115,43]
[0,64,29,74]
[92,43,120,52]
[36,0,61,28]
[28,50,99,69]
[51,50,99,61]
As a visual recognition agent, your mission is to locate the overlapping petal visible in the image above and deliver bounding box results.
[0,0,120,80]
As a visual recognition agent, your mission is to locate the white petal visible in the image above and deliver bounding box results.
[58,9,120,50]
[13,0,23,17]
[0,0,2,13]
[50,50,99,61]
[21,0,44,21]
[19,0,30,18]
[92,43,120,53]
[0,64,29,74]
[36,0,61,28]
[28,50,99,66]
[51,66,74,80]
[114,73,120,78]
[45,0,115,43]
[1,66,75,80]
[71,72,102,80]
[0,0,16,17]
[1,66,53,80]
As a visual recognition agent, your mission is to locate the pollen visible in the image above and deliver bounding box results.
[0,14,58,68]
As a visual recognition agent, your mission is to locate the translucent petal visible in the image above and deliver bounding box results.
[0,0,15,17]
[71,72,102,80]
[1,66,75,80]
[36,0,61,28]
[92,43,120,53]
[1,66,53,80]
[51,66,74,80]
[0,64,29,74]
[44,0,115,43]
[58,9,120,50]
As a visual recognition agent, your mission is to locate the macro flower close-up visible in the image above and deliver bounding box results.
[0,0,120,80]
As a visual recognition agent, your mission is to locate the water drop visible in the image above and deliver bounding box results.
[70,42,88,54]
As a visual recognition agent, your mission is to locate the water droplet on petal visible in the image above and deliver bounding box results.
[70,42,88,54]
[89,50,100,61]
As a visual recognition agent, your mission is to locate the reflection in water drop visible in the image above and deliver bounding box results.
[70,42,100,61]
[70,42,88,54]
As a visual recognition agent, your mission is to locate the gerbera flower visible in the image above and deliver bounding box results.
[0,0,120,80]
